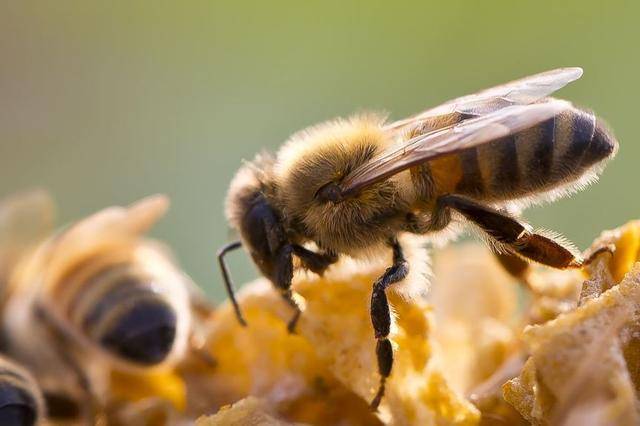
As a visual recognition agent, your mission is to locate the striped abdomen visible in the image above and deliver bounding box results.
[416,106,617,202]
[0,356,43,426]
[54,261,178,366]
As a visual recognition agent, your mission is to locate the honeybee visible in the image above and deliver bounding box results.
[219,68,619,409]
[0,191,211,423]
[0,355,44,426]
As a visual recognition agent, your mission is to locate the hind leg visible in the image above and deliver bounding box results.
[495,251,532,280]
[436,194,612,269]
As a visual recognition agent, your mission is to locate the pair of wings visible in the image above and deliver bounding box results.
[339,67,583,197]
[0,191,169,284]
[0,190,214,310]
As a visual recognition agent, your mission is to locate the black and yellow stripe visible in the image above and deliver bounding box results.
[0,356,43,426]
[411,106,617,203]
[53,259,178,366]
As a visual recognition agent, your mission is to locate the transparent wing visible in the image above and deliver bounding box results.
[123,194,170,234]
[385,67,582,133]
[340,100,571,197]
[0,189,55,284]
[45,194,170,271]
[61,194,170,242]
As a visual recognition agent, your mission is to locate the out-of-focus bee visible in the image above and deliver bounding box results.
[218,68,618,409]
[0,191,212,423]
[0,355,44,426]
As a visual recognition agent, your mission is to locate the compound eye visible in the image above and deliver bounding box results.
[315,182,343,203]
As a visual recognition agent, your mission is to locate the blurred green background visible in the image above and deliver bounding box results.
[1,2,638,300]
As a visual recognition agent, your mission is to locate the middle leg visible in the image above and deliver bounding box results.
[292,245,338,275]
[369,238,409,410]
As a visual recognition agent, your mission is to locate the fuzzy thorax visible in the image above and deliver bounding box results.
[273,115,408,254]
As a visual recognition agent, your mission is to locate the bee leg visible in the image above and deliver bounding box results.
[43,392,82,421]
[437,194,581,269]
[494,251,533,286]
[34,305,106,425]
[581,244,616,266]
[411,196,531,279]
[292,245,338,275]
[185,281,217,367]
[370,239,409,410]
[273,246,337,333]
[403,208,452,234]
[273,244,304,333]
[217,241,247,326]
[188,334,217,368]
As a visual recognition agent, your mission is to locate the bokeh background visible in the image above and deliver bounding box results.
[1,2,638,299]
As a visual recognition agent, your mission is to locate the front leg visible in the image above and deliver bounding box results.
[370,239,409,410]
[272,244,301,333]
[292,245,338,275]
[273,245,339,333]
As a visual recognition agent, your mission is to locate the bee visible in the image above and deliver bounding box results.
[0,191,211,422]
[0,355,44,426]
[218,67,618,409]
